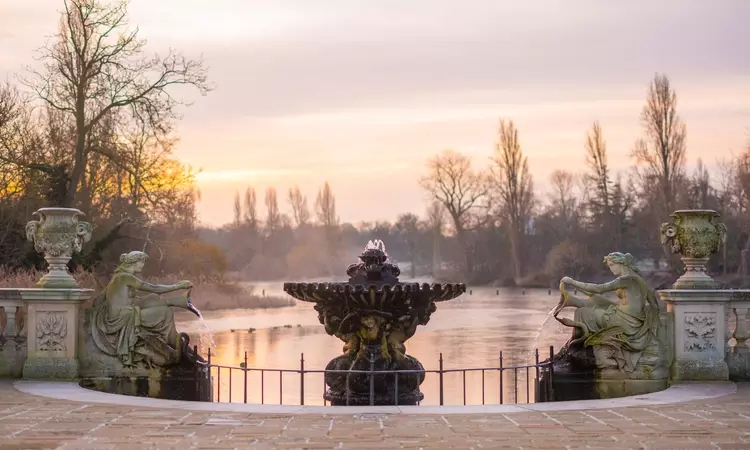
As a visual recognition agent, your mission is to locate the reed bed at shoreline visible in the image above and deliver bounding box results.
[0,269,295,311]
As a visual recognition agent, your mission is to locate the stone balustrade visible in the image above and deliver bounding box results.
[0,290,26,378]
[725,291,750,380]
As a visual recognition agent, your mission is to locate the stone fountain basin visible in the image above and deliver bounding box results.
[283,282,465,311]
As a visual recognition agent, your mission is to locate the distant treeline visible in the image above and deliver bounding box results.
[0,1,748,288]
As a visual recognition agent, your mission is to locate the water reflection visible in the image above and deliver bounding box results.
[180,286,573,405]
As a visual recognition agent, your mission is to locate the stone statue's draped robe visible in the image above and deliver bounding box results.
[90,283,178,367]
[574,274,660,372]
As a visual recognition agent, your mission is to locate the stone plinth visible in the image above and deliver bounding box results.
[659,289,729,381]
[0,290,27,378]
[21,288,92,380]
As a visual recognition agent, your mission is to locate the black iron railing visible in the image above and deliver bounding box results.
[201,346,555,406]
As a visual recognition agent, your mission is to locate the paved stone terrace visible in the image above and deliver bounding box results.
[2,382,750,449]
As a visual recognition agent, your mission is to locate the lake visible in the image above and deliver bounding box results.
[177,283,574,405]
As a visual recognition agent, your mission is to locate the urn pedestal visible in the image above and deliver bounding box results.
[21,288,92,380]
[658,289,729,381]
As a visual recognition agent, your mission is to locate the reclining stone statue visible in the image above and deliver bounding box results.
[553,252,671,380]
[88,251,201,369]
[80,251,210,401]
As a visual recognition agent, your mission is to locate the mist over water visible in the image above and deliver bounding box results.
[178,282,573,405]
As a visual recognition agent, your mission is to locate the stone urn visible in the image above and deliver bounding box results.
[661,209,727,289]
[25,208,93,289]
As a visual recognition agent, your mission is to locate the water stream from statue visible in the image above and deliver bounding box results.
[196,317,217,357]
[344,357,357,405]
[527,306,557,362]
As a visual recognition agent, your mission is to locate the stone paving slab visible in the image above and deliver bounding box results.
[1,381,750,449]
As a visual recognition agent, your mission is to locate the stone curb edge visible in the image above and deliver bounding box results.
[14,381,736,415]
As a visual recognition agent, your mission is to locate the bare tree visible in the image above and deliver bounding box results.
[233,191,241,227]
[584,121,611,221]
[633,74,687,216]
[0,83,23,129]
[395,213,420,278]
[687,159,713,209]
[491,119,534,282]
[419,150,488,276]
[426,200,446,235]
[425,200,446,276]
[736,148,750,218]
[243,187,258,229]
[264,187,281,232]
[315,181,339,275]
[287,185,310,227]
[21,0,211,207]
[549,170,576,224]
[716,156,742,217]
[315,181,338,229]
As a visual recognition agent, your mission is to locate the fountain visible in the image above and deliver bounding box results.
[283,240,465,405]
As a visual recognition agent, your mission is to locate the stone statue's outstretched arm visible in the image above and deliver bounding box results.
[134,278,191,295]
[562,276,626,295]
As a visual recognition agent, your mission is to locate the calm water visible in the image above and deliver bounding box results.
[178,284,573,405]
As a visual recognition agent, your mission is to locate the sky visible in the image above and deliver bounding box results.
[1,1,749,227]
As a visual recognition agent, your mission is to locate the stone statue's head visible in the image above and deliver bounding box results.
[603,252,639,276]
[116,251,149,274]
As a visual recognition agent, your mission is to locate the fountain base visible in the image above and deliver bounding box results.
[324,349,425,406]
[79,363,211,402]
[79,330,211,402]
[540,339,669,401]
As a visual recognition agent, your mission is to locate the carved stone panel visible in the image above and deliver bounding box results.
[36,311,68,352]
[684,313,717,351]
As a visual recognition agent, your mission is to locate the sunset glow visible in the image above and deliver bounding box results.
[1,0,748,226]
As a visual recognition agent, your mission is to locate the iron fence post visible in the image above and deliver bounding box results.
[462,370,466,405]
[438,353,444,406]
[207,348,213,402]
[549,345,555,401]
[499,350,503,405]
[534,348,539,403]
[393,371,399,406]
[300,353,305,406]
[369,354,375,406]
[481,369,485,405]
[323,372,327,406]
[193,345,199,401]
[243,351,248,404]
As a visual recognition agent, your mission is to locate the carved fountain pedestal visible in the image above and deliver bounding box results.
[284,240,465,405]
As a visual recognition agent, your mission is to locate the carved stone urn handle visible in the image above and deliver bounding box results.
[660,222,680,254]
